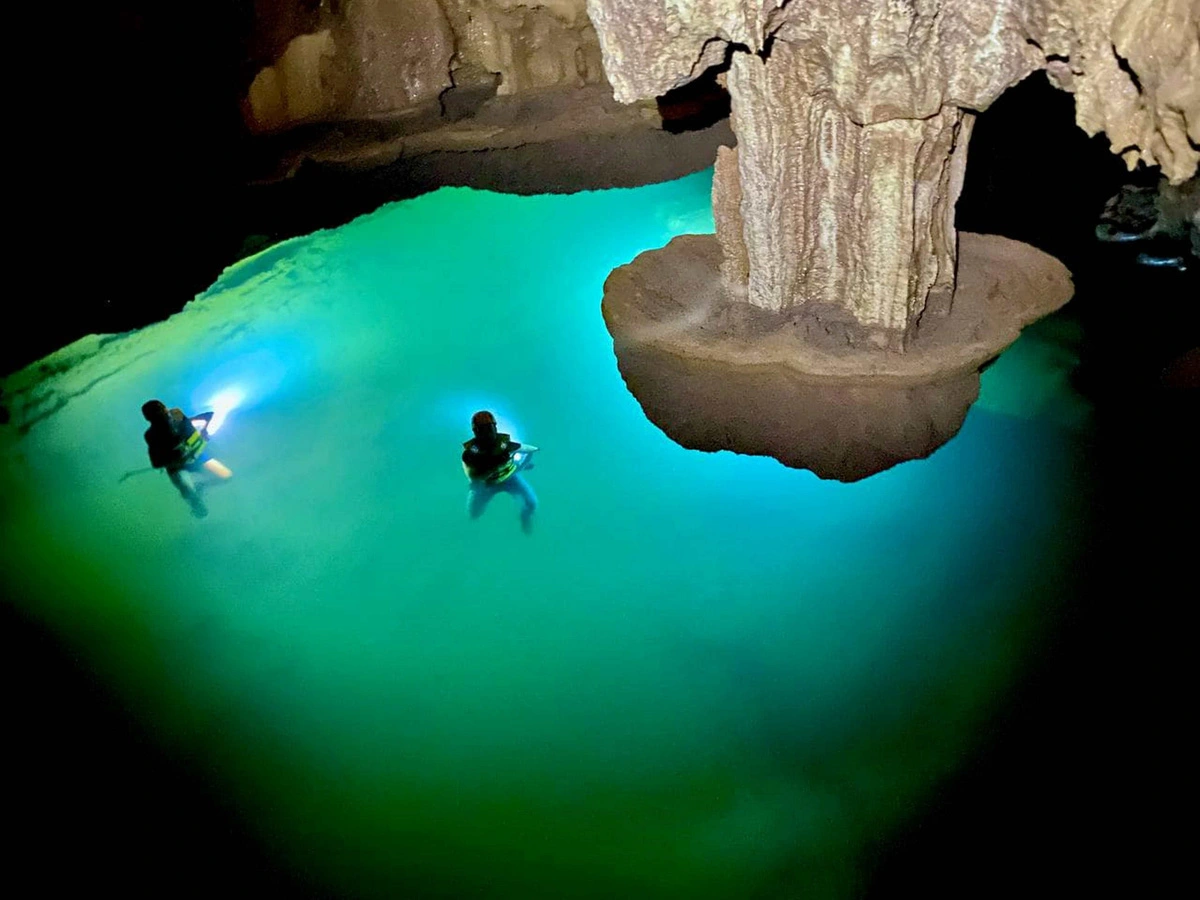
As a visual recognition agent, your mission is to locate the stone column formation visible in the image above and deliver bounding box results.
[587,0,1199,348]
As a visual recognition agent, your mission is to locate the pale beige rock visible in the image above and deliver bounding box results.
[588,0,1200,346]
[246,30,340,134]
[1035,0,1200,181]
[245,1,608,133]
[586,0,1042,112]
[1084,0,1199,184]
[712,145,748,288]
[440,1,605,94]
[244,1,455,133]
[724,44,973,344]
[346,0,455,113]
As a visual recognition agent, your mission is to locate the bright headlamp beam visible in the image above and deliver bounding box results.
[202,387,246,435]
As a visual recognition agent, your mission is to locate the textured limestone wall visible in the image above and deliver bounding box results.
[588,0,1200,347]
[246,30,341,134]
[246,0,454,133]
[440,1,604,95]
[1035,0,1200,185]
[245,1,604,133]
[350,0,456,112]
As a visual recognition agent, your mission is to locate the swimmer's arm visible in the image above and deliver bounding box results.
[189,411,214,432]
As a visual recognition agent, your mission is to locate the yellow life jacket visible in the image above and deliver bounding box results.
[486,457,518,485]
[463,436,518,484]
[176,423,207,465]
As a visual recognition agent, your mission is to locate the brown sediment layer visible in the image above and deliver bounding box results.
[602,232,1074,481]
[249,83,733,189]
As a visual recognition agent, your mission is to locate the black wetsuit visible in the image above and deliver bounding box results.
[145,409,209,471]
[462,432,521,482]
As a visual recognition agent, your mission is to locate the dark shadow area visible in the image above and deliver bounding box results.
[7,4,255,378]
[4,7,733,379]
[955,74,1131,269]
[657,67,731,134]
[2,599,330,898]
[864,73,1196,898]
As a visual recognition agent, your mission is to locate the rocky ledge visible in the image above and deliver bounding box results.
[602,232,1074,481]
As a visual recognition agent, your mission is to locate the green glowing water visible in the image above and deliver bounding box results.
[0,170,1094,898]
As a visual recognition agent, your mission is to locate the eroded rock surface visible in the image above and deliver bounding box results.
[440,1,605,95]
[246,1,456,134]
[589,0,1198,183]
[1043,0,1200,186]
[246,30,342,134]
[588,0,1199,348]
[245,1,606,134]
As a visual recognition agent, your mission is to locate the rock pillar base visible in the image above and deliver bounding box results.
[601,232,1074,481]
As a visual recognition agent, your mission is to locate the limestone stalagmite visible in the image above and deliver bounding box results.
[588,0,1197,478]
[588,0,1200,346]
[722,44,973,345]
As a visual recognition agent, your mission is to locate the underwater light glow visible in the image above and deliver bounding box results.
[202,387,245,435]
[189,348,292,424]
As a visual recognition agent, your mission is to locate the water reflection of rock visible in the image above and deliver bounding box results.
[602,233,1073,482]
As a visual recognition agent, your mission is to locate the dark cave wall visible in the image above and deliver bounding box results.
[956,74,1130,270]
[4,5,255,377]
[2,2,613,378]
[241,0,605,135]
[6,13,1188,384]
[249,0,329,68]
[2,3,679,378]
[11,2,1194,370]
[958,74,1198,395]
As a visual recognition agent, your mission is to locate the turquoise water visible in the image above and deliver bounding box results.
[0,170,1093,898]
